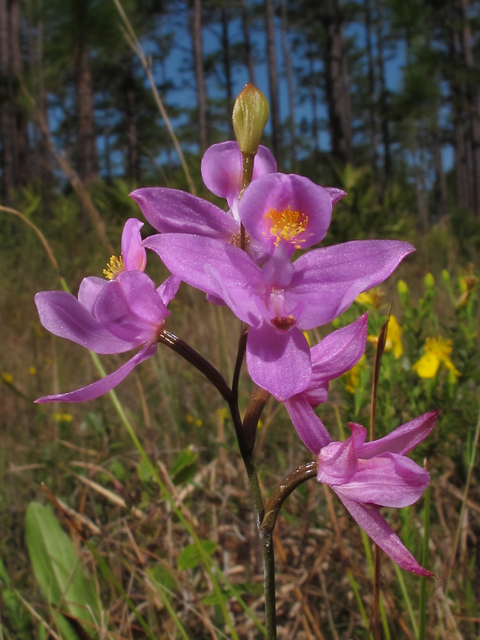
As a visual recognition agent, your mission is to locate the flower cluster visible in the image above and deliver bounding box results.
[34,136,436,577]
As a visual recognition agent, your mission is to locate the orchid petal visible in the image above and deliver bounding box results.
[77,277,106,315]
[239,173,333,250]
[157,274,181,306]
[145,234,263,325]
[95,271,168,343]
[358,411,438,459]
[284,395,332,454]
[246,324,311,401]
[121,218,146,272]
[35,343,157,403]
[316,438,359,485]
[326,187,347,206]
[130,188,237,238]
[308,314,368,391]
[289,240,415,329]
[336,494,433,576]
[335,452,430,507]
[35,291,138,354]
[201,142,276,207]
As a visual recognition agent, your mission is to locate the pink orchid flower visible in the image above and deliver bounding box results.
[131,142,344,266]
[144,233,413,401]
[315,412,437,575]
[34,219,179,403]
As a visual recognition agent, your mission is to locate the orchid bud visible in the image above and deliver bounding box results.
[232,83,270,155]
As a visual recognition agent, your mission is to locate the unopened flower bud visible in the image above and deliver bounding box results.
[424,273,435,288]
[441,269,450,284]
[232,83,269,155]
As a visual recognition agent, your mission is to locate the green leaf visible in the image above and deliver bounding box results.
[177,540,216,571]
[170,445,198,485]
[25,502,100,635]
[169,446,198,485]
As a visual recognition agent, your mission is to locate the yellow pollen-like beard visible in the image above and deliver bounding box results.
[103,255,125,280]
[264,206,309,248]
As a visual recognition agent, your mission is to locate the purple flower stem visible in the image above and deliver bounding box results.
[261,462,318,535]
[158,330,232,402]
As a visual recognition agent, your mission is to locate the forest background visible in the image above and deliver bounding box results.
[1,0,480,638]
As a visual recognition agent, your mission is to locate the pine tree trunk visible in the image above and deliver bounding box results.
[221,6,233,139]
[189,0,208,154]
[433,106,447,219]
[280,0,297,170]
[74,43,98,183]
[364,0,378,177]
[0,0,14,200]
[459,0,480,217]
[240,0,256,84]
[323,0,353,165]
[374,0,391,180]
[308,52,320,170]
[264,0,283,167]
[123,59,139,182]
[10,0,31,186]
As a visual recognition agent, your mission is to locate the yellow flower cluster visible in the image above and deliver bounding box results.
[413,337,460,379]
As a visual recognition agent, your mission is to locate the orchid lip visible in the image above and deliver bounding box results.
[271,316,296,331]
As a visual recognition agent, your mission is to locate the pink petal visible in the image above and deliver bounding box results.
[130,188,237,238]
[359,411,438,459]
[35,291,138,354]
[238,173,333,252]
[308,314,368,392]
[335,452,430,508]
[201,142,277,207]
[157,274,181,306]
[289,240,415,330]
[77,277,106,315]
[336,494,433,576]
[121,218,146,272]
[246,324,311,401]
[284,395,332,454]
[316,437,359,485]
[95,271,168,343]
[145,234,263,326]
[326,187,347,205]
[35,343,157,403]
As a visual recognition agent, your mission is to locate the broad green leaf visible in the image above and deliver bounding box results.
[169,446,198,485]
[25,502,100,635]
[177,540,216,571]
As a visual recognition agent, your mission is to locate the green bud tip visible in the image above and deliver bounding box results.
[232,83,270,155]
[441,269,450,282]
[397,280,409,295]
[424,273,435,288]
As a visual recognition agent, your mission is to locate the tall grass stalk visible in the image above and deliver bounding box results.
[418,479,431,640]
[393,564,418,638]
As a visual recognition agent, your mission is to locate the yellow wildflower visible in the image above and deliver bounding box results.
[29,367,37,375]
[344,355,366,394]
[355,287,384,309]
[1,373,13,384]
[53,412,73,423]
[413,337,460,379]
[368,315,403,359]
